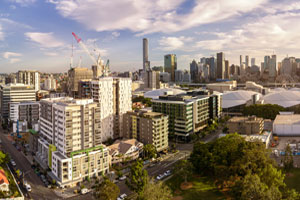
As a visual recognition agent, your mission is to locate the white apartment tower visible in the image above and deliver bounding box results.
[17,70,40,91]
[36,98,110,187]
[91,77,132,141]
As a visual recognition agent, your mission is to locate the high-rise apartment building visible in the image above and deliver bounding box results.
[208,57,215,80]
[67,67,93,97]
[245,55,249,68]
[78,79,92,99]
[44,75,57,91]
[216,52,225,79]
[123,110,169,152]
[143,38,150,71]
[9,101,39,125]
[17,70,40,91]
[152,95,209,138]
[144,70,159,89]
[0,83,36,120]
[36,98,110,187]
[281,57,296,76]
[91,77,132,141]
[164,54,177,82]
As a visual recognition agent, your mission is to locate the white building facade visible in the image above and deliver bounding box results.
[36,98,110,187]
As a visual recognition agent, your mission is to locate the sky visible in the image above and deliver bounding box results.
[1,0,300,73]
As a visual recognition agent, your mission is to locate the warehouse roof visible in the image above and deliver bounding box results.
[222,90,261,108]
[274,114,300,125]
[263,90,300,108]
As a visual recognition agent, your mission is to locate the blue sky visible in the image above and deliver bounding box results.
[1,0,300,73]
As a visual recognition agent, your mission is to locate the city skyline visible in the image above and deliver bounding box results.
[1,0,300,73]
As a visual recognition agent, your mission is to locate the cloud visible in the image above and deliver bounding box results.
[111,31,120,38]
[158,36,193,51]
[8,0,36,6]
[3,52,22,59]
[24,32,64,48]
[0,25,4,40]
[44,52,58,56]
[48,0,267,34]
[2,52,22,63]
[195,9,300,64]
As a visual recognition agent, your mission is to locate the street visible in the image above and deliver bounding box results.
[0,130,60,200]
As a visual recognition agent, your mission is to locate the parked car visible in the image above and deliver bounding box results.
[10,160,16,167]
[81,188,89,194]
[16,145,21,151]
[164,170,171,177]
[24,183,31,192]
[119,176,126,181]
[156,174,163,180]
[117,193,127,200]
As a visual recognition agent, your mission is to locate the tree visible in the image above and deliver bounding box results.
[283,145,294,173]
[94,178,120,200]
[138,179,173,200]
[190,133,298,198]
[126,160,148,194]
[243,104,285,120]
[143,144,157,160]
[174,160,193,183]
[0,151,9,165]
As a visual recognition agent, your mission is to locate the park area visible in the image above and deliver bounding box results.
[166,175,225,200]
[285,168,300,193]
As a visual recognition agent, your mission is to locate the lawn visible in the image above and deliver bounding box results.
[166,175,225,200]
[285,168,300,192]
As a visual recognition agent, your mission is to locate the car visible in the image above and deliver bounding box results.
[164,170,171,177]
[81,188,89,194]
[119,175,126,181]
[156,174,162,180]
[11,141,16,146]
[16,146,21,151]
[117,193,127,200]
[10,160,16,167]
[25,183,31,192]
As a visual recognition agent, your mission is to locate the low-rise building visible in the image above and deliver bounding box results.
[273,112,300,136]
[227,116,264,135]
[123,110,169,152]
[108,139,143,164]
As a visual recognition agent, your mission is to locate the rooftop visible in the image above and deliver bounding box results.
[274,114,300,125]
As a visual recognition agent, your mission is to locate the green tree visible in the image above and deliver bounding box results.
[143,144,157,160]
[190,133,297,198]
[0,151,9,165]
[174,160,193,183]
[126,160,148,194]
[138,179,173,200]
[94,178,120,200]
[242,104,285,120]
[283,145,294,173]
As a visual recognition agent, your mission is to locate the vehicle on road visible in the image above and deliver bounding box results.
[156,174,163,180]
[164,170,171,177]
[16,145,21,151]
[24,182,31,192]
[117,193,127,200]
[119,175,126,181]
[81,188,89,194]
[10,160,16,167]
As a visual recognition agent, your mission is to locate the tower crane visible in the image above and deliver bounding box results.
[72,32,110,77]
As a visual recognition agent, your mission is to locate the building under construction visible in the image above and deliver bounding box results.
[67,67,93,98]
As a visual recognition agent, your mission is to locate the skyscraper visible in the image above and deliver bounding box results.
[164,54,177,82]
[143,38,150,71]
[269,55,277,78]
[251,58,256,66]
[263,55,271,73]
[240,55,242,67]
[225,60,230,79]
[208,57,215,80]
[245,55,249,68]
[190,60,199,82]
[216,52,225,79]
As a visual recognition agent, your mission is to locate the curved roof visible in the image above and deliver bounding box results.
[263,90,300,108]
[222,90,261,108]
[144,88,186,99]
